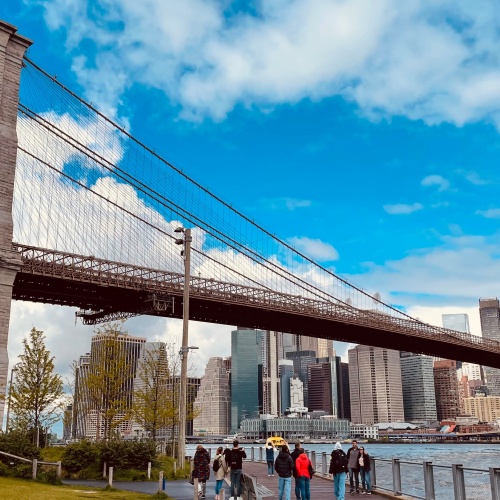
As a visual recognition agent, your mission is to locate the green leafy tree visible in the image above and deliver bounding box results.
[9,328,64,446]
[132,343,173,442]
[82,323,134,441]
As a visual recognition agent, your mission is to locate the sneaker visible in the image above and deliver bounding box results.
[366,493,371,495]
[268,474,271,477]
[350,490,354,494]
[361,492,366,495]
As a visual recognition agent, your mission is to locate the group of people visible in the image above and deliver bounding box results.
[330,439,371,498]
[192,438,371,500]
[192,440,246,500]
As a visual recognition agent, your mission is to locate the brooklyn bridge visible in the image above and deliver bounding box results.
[1,20,500,424]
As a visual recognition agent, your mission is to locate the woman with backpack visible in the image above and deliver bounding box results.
[266,443,276,476]
[329,442,348,500]
[193,444,211,499]
[358,447,372,495]
[213,446,228,500]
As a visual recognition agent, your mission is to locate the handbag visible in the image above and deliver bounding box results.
[308,461,315,478]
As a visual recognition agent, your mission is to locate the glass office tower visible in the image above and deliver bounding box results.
[231,328,262,432]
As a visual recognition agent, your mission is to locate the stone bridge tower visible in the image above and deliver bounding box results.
[0,21,32,426]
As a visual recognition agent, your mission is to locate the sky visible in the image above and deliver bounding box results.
[3,0,500,414]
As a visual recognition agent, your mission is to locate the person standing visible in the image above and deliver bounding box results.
[266,443,276,476]
[295,448,312,500]
[193,444,211,499]
[358,447,372,495]
[229,440,247,500]
[329,442,348,500]
[290,442,302,500]
[274,444,295,500]
[213,446,228,500]
[347,439,360,494]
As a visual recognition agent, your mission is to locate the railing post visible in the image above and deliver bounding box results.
[311,451,316,470]
[174,460,177,476]
[108,466,113,487]
[147,461,151,479]
[371,457,377,490]
[259,447,263,462]
[251,447,255,461]
[322,452,327,476]
[32,458,37,480]
[158,470,163,493]
[490,467,500,500]
[57,461,62,479]
[193,477,199,500]
[103,461,107,478]
[452,464,466,500]
[423,461,435,500]
[306,450,311,461]
[392,458,402,496]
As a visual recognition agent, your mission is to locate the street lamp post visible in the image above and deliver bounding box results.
[175,227,192,468]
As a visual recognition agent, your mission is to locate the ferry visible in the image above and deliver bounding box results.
[265,436,289,449]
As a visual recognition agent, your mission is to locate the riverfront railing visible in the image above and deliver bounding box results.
[202,447,500,500]
[371,457,500,500]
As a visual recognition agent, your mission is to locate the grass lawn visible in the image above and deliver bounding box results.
[0,477,166,499]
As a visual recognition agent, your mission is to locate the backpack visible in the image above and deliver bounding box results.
[213,457,221,473]
[329,450,348,474]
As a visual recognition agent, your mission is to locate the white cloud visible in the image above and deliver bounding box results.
[465,171,491,185]
[258,198,312,211]
[476,208,500,219]
[383,202,423,215]
[421,174,450,191]
[31,0,500,127]
[288,236,339,261]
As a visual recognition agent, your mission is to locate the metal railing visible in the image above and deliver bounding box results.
[371,457,500,500]
[201,447,500,500]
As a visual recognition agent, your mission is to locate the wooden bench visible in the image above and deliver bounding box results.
[224,473,274,500]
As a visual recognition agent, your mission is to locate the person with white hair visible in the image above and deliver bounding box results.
[329,442,348,500]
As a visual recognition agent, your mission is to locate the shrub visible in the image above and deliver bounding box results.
[62,441,99,473]
[99,440,157,470]
[12,463,32,479]
[39,467,61,485]
[0,431,40,464]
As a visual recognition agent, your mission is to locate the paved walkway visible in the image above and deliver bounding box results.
[64,462,378,499]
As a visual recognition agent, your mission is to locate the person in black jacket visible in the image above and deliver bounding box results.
[274,444,295,500]
[358,447,372,495]
[229,440,247,500]
[290,442,302,500]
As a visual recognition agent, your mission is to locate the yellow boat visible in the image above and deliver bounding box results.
[266,436,288,449]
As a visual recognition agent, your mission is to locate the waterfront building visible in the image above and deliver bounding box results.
[231,327,263,431]
[400,353,437,423]
[240,415,350,440]
[279,361,294,413]
[350,424,379,440]
[317,338,330,358]
[479,298,500,396]
[434,360,462,420]
[463,395,500,422]
[349,345,405,425]
[193,357,231,436]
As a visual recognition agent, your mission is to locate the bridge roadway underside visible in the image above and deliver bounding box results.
[12,272,500,369]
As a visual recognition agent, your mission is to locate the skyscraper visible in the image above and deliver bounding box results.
[434,360,461,420]
[442,314,470,333]
[231,328,262,431]
[279,360,294,413]
[285,350,317,407]
[349,345,404,425]
[339,361,351,420]
[308,360,334,414]
[479,298,500,396]
[400,353,437,423]
[261,331,280,415]
[193,357,231,435]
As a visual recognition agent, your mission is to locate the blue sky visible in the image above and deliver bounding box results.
[3,1,500,425]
